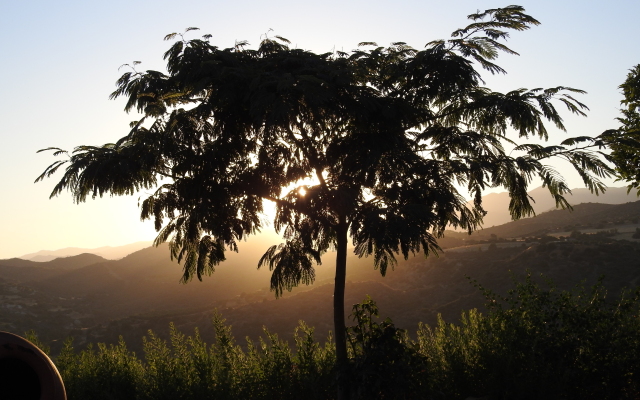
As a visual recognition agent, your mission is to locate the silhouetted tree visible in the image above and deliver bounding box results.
[37,6,613,398]
[601,64,640,194]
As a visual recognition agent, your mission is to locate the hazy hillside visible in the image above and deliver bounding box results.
[19,241,153,261]
[477,186,638,228]
[17,186,636,261]
[0,235,328,347]
[69,237,640,355]
[0,254,108,282]
[2,197,640,355]
[472,200,640,240]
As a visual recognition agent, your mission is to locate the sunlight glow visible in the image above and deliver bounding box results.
[260,177,319,232]
[3,0,636,258]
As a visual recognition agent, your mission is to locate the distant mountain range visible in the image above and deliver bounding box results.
[477,185,638,228]
[2,189,640,356]
[468,200,640,240]
[19,241,153,262]
[16,186,637,263]
[55,231,640,356]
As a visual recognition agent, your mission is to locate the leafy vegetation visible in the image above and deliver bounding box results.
[28,276,639,400]
[420,276,640,399]
[602,64,640,194]
[37,9,616,395]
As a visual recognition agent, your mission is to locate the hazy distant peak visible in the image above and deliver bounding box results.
[476,186,638,229]
[19,241,153,262]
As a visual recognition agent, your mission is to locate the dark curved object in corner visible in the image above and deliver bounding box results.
[0,331,66,400]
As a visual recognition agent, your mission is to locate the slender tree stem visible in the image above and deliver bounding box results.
[334,216,349,400]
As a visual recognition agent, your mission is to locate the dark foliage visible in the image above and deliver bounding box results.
[346,297,428,399]
[601,64,640,194]
[27,276,637,400]
[36,7,616,397]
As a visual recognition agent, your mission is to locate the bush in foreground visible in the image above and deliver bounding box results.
[35,275,640,399]
[419,275,640,399]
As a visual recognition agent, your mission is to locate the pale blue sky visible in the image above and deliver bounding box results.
[1,0,638,258]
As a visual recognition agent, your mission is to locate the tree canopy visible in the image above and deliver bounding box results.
[37,6,615,397]
[601,64,640,194]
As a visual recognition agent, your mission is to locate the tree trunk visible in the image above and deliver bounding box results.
[334,217,349,400]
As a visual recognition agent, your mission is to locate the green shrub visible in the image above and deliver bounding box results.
[416,274,640,400]
[56,337,143,400]
[47,276,640,400]
[347,297,428,399]
[291,322,335,399]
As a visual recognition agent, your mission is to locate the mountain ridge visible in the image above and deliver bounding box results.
[19,241,153,262]
[476,186,638,228]
[2,193,640,355]
[14,186,637,262]
[470,200,640,240]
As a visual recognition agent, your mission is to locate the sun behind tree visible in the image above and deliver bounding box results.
[37,6,614,399]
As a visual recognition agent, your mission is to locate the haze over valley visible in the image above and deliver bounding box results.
[1,187,640,354]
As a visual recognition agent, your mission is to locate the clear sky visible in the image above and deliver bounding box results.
[1,0,638,259]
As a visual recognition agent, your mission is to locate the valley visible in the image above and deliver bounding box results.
[2,198,640,355]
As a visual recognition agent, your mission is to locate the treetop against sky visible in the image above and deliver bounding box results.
[1,0,639,259]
